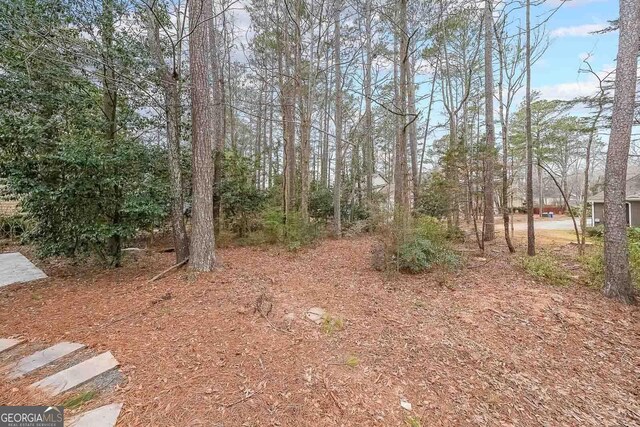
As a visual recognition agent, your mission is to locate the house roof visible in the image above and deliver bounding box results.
[590,174,640,202]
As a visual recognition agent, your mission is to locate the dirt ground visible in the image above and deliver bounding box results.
[0,236,638,426]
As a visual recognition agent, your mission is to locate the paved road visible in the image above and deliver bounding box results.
[512,218,578,231]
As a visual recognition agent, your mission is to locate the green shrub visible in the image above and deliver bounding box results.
[585,225,604,238]
[568,205,582,218]
[283,211,322,248]
[414,216,447,245]
[262,208,285,244]
[309,184,333,220]
[260,208,322,249]
[373,217,460,274]
[581,229,640,290]
[519,252,571,286]
[220,150,267,237]
[0,214,30,240]
[398,237,440,273]
[580,247,604,288]
[415,172,451,219]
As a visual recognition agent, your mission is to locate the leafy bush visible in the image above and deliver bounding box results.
[398,237,440,273]
[262,208,286,244]
[259,208,322,249]
[283,212,323,250]
[585,225,604,238]
[580,247,604,288]
[0,22,168,265]
[6,135,168,264]
[519,252,570,286]
[414,216,447,245]
[581,228,640,290]
[0,214,30,240]
[309,184,333,220]
[220,150,267,237]
[568,205,582,218]
[415,172,451,219]
[372,216,460,274]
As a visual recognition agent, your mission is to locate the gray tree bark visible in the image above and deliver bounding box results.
[483,0,496,241]
[333,3,342,236]
[603,0,640,304]
[188,0,216,271]
[146,7,189,263]
[100,0,123,267]
[495,25,515,253]
[525,0,535,256]
[364,0,374,203]
[394,0,409,226]
[408,61,419,208]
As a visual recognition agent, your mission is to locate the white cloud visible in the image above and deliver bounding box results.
[550,23,605,37]
[535,66,614,101]
[536,80,598,100]
[546,0,608,7]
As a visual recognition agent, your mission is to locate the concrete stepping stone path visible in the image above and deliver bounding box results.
[0,338,24,353]
[2,338,123,426]
[0,252,47,287]
[68,403,123,427]
[30,351,119,396]
[6,342,85,379]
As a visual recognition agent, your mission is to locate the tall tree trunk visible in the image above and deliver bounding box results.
[299,1,311,222]
[394,0,409,226]
[333,3,342,236]
[525,0,535,256]
[495,29,515,253]
[538,165,543,217]
[364,0,374,203]
[321,41,330,188]
[418,65,438,186]
[408,61,419,207]
[268,90,274,188]
[210,1,224,236]
[188,0,216,271]
[146,7,189,263]
[101,0,122,266]
[255,86,264,187]
[603,0,640,304]
[483,0,496,241]
[226,25,236,151]
[581,88,604,254]
[278,10,296,223]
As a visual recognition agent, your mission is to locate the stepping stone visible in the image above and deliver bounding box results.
[0,252,47,287]
[305,307,326,324]
[0,338,24,353]
[30,351,118,396]
[6,342,85,379]
[67,403,123,427]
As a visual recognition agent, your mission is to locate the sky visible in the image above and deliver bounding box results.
[225,0,620,103]
[533,0,618,101]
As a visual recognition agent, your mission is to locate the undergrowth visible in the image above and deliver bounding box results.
[321,313,344,335]
[62,390,95,409]
[372,215,461,274]
[580,227,640,290]
[518,251,571,286]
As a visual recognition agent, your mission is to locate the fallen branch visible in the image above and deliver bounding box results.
[216,391,257,408]
[538,161,581,247]
[323,373,344,412]
[257,305,293,335]
[147,258,189,283]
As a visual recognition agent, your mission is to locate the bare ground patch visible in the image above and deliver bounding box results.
[0,236,638,426]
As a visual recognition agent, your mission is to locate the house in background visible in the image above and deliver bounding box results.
[0,181,19,218]
[590,174,640,227]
